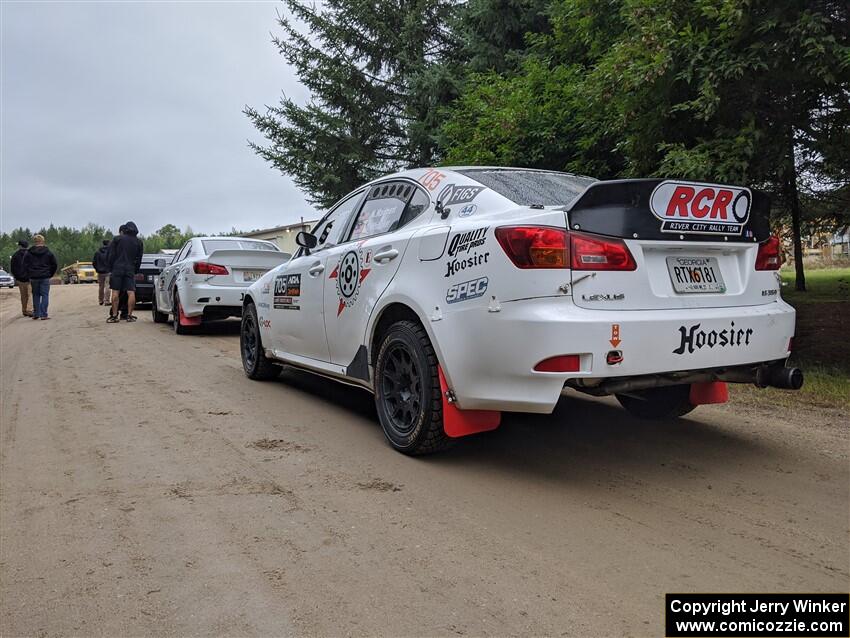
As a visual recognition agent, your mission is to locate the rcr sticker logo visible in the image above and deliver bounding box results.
[446,277,488,304]
[650,181,751,235]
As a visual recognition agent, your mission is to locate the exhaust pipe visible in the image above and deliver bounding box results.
[759,366,804,390]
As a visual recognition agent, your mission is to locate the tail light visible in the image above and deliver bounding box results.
[194,262,229,275]
[570,232,636,271]
[494,226,568,268]
[755,236,783,270]
[534,354,581,373]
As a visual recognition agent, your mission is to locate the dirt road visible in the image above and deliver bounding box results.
[1,285,847,636]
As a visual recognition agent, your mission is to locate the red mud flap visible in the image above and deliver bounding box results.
[178,303,202,327]
[438,367,500,438]
[689,381,729,405]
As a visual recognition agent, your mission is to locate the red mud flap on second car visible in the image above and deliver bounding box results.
[689,381,729,405]
[438,367,501,438]
[178,303,202,327]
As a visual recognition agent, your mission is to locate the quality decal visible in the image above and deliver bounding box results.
[329,247,371,315]
[445,226,489,277]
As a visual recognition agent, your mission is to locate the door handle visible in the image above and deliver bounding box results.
[373,248,399,263]
[308,263,325,276]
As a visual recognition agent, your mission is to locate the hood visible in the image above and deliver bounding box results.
[28,245,49,255]
[124,221,139,236]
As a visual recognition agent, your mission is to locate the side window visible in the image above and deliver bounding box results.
[311,191,364,250]
[400,187,430,227]
[174,242,191,263]
[348,182,414,242]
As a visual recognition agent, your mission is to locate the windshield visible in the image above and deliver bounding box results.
[457,169,595,206]
[201,240,279,254]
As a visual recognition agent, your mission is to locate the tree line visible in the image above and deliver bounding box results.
[245,0,849,290]
[0,224,197,272]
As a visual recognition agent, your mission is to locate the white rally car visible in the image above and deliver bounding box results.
[152,236,290,333]
[240,167,802,455]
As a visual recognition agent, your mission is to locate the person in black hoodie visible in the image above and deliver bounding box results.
[107,221,143,323]
[23,234,58,320]
[10,239,33,317]
[92,239,112,306]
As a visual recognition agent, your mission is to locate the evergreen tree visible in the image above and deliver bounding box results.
[246,0,459,209]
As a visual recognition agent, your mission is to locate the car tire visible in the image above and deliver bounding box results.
[173,291,190,335]
[151,294,168,323]
[616,385,696,419]
[374,320,451,455]
[240,303,280,380]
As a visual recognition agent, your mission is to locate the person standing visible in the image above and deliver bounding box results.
[107,221,143,323]
[23,234,58,320]
[92,239,112,306]
[9,239,33,317]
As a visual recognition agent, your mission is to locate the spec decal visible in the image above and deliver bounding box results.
[437,184,485,207]
[274,274,301,310]
[445,251,489,277]
[420,168,446,191]
[458,204,477,218]
[446,277,489,304]
[448,226,488,256]
[673,321,753,355]
[650,181,752,235]
[329,248,371,315]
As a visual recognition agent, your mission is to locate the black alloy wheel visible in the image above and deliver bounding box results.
[240,303,280,380]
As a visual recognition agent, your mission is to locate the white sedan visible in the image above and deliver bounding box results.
[239,167,802,455]
[152,236,289,333]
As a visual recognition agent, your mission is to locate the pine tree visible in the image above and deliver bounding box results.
[246,0,459,209]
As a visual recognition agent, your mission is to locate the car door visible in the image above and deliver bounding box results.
[323,181,430,372]
[157,242,190,313]
[271,190,365,363]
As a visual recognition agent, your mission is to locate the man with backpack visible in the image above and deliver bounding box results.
[107,221,143,323]
[92,239,112,306]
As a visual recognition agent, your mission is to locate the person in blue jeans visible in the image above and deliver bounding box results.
[23,234,58,320]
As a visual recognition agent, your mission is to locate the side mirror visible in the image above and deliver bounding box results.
[154,258,166,269]
[296,231,318,250]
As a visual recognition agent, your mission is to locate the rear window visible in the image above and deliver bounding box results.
[457,169,595,206]
[201,240,278,253]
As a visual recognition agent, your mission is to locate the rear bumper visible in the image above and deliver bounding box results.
[181,283,246,317]
[436,296,795,413]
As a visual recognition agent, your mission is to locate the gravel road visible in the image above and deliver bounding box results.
[1,285,847,636]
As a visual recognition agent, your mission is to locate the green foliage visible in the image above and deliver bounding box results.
[0,224,197,271]
[245,0,460,209]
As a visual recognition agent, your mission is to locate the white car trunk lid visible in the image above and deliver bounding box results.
[201,249,290,287]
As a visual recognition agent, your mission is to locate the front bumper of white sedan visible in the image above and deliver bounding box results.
[435,296,796,413]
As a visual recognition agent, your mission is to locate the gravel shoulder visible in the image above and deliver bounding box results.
[1,286,847,636]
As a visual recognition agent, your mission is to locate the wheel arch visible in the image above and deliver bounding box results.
[366,296,447,379]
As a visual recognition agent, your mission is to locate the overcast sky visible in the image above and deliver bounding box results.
[1,1,318,236]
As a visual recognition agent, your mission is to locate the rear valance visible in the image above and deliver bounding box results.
[567,179,770,243]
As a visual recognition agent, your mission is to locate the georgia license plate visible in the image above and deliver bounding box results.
[243,270,265,282]
[666,256,726,294]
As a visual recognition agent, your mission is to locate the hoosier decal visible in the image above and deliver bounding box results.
[445,226,490,277]
[650,181,752,235]
[673,321,753,355]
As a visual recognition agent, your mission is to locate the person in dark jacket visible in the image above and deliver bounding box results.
[23,234,58,320]
[92,239,112,306]
[107,221,143,322]
[10,239,33,317]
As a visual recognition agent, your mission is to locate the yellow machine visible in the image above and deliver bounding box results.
[61,261,98,284]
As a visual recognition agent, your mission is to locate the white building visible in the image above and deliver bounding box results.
[241,219,319,255]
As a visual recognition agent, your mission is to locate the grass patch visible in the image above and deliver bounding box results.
[731,365,849,410]
[780,267,850,304]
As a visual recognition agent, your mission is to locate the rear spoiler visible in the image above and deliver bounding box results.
[205,249,291,266]
[566,179,771,243]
